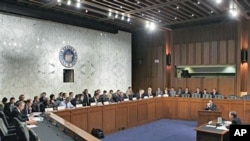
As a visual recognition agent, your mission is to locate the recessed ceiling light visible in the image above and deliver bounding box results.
[120,6,123,9]
[67,0,71,5]
[174,17,177,20]
[76,2,81,8]
[158,10,161,12]
[197,1,200,4]
[57,0,61,2]
[85,9,88,13]
[176,6,179,9]
[159,19,161,22]
[211,10,214,13]
[141,13,144,16]
[137,1,140,4]
[215,0,222,4]
[191,14,194,17]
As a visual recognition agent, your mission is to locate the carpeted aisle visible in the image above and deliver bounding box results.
[102,119,196,141]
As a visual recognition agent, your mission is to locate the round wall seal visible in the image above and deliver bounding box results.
[59,45,78,68]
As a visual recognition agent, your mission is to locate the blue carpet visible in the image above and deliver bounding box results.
[102,119,196,141]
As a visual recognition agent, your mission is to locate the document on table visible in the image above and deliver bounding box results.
[27,125,38,129]
[216,125,229,131]
[205,125,216,128]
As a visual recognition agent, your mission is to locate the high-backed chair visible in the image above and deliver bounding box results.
[227,95,241,100]
[13,117,30,141]
[214,94,224,99]
[0,118,17,141]
[242,95,250,100]
[203,94,212,99]
[181,94,190,98]
[0,111,15,129]
[29,129,39,141]
[192,93,201,98]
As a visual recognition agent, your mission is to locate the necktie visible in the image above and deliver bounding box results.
[66,103,68,108]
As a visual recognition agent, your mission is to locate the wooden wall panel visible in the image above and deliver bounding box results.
[55,110,71,122]
[181,44,187,65]
[202,78,218,92]
[128,102,138,127]
[219,40,227,64]
[210,41,218,64]
[155,98,163,119]
[87,106,103,133]
[227,40,236,64]
[195,43,202,65]
[103,105,116,133]
[71,108,88,131]
[188,43,194,65]
[177,99,190,120]
[214,99,230,120]
[147,99,156,121]
[163,98,176,118]
[218,78,236,95]
[174,45,181,65]
[189,99,204,120]
[202,42,210,64]
[116,103,128,128]
[174,78,187,89]
[137,100,148,123]
[186,78,202,92]
[244,101,250,123]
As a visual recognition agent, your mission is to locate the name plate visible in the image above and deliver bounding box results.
[57,106,65,110]
[149,96,153,98]
[45,108,53,112]
[90,102,96,106]
[97,102,103,106]
[103,101,109,105]
[76,104,82,108]
[157,95,162,97]
[124,98,129,101]
[132,97,137,100]
[144,96,149,99]
[163,94,169,97]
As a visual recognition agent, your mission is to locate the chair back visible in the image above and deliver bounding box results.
[0,118,8,136]
[227,95,239,100]
[181,94,190,98]
[13,118,29,141]
[192,93,201,98]
[29,129,39,141]
[0,111,10,128]
[214,94,224,99]
[203,94,212,99]
[242,95,250,100]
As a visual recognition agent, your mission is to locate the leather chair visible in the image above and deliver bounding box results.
[214,94,224,99]
[0,111,15,129]
[29,128,39,141]
[181,94,190,98]
[191,93,201,98]
[202,94,212,99]
[13,117,30,141]
[0,118,17,141]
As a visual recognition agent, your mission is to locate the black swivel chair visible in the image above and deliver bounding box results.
[0,118,17,141]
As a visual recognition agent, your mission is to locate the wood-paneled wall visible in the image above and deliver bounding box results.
[132,21,250,96]
[132,30,171,92]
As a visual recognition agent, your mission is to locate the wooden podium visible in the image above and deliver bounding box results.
[197,110,222,126]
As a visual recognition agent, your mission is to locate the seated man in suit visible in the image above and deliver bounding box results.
[22,99,33,115]
[204,99,217,111]
[71,95,83,106]
[155,88,163,96]
[211,88,219,98]
[227,111,242,126]
[143,87,153,97]
[136,89,145,100]
[59,97,74,109]
[90,93,101,104]
[4,97,16,117]
[11,101,36,125]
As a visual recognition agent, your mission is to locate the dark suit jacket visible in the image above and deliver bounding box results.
[82,94,91,106]
[22,104,31,115]
[71,98,83,106]
[205,103,217,111]
[11,107,29,122]
[3,102,12,117]
[232,117,242,125]
[210,92,219,98]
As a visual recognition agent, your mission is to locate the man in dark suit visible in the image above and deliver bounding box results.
[82,89,91,106]
[228,111,242,125]
[11,101,29,122]
[204,99,217,111]
[22,99,32,115]
[3,97,15,117]
[211,88,219,98]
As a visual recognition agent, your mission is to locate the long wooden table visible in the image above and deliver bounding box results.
[53,97,250,135]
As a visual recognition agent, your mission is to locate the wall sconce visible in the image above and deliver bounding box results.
[241,49,248,63]
[166,54,171,65]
